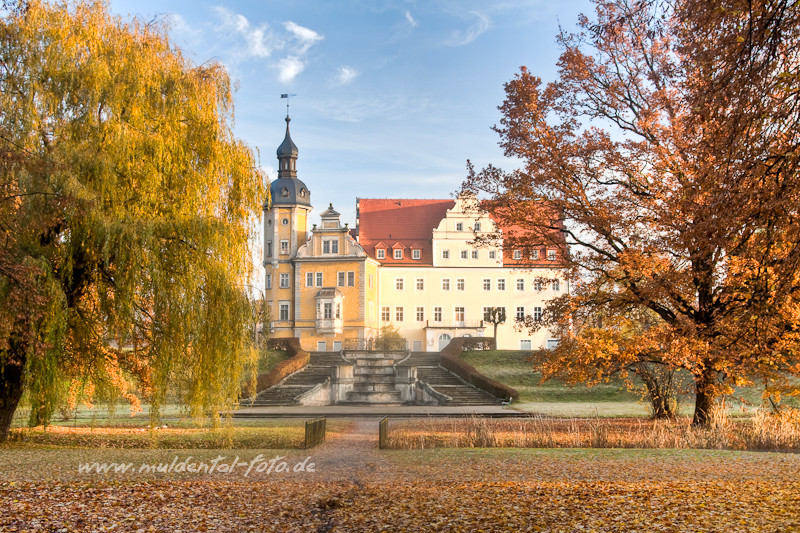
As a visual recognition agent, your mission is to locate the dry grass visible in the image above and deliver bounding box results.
[385,407,800,451]
[3,420,352,449]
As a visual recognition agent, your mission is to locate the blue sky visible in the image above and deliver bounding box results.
[107,0,594,227]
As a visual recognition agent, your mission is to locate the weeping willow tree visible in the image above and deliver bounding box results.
[0,0,267,440]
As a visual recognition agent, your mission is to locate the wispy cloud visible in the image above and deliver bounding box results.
[445,11,490,46]
[334,66,359,86]
[213,6,277,58]
[404,11,418,28]
[283,21,324,53]
[277,56,305,83]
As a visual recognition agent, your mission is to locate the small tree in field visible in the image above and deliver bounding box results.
[485,307,506,342]
[464,0,800,426]
[0,1,265,440]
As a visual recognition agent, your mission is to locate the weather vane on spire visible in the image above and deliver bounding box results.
[280,93,297,118]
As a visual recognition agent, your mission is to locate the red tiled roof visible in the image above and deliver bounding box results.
[357,198,454,265]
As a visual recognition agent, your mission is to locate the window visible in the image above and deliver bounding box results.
[489,250,496,259]
[335,303,341,319]
[474,222,481,232]
[454,307,465,323]
[395,307,404,322]
[456,278,465,291]
[461,250,468,259]
[348,272,355,287]
[547,339,560,350]
[323,239,339,254]
[412,249,421,260]
[266,274,272,290]
[520,339,532,350]
[516,279,524,291]
[456,222,464,231]
[548,249,557,261]
[266,241,272,257]
[434,307,442,322]
[316,273,323,287]
[534,280,542,291]
[324,302,333,319]
[279,273,289,288]
[381,306,391,321]
[306,273,313,287]
[394,248,403,259]
[483,307,492,322]
[376,249,385,259]
[513,250,522,260]
[416,307,424,321]
[442,279,450,291]
[280,240,289,255]
[533,306,542,321]
[553,279,560,291]
[483,279,491,291]
[279,303,289,321]
[497,279,506,291]
[531,250,539,260]
[471,250,479,259]
[442,250,450,259]
[516,306,525,320]
[416,278,424,290]
[338,272,346,287]
[396,278,404,290]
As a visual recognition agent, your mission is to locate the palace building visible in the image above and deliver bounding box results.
[264,116,566,352]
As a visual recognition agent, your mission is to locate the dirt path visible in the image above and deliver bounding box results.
[310,418,392,483]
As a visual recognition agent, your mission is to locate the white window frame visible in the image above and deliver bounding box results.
[279,302,290,321]
[471,250,479,259]
[456,222,463,231]
[376,248,385,259]
[553,279,560,291]
[513,250,522,260]
[394,248,403,259]
[442,250,450,259]
[416,278,424,290]
[412,249,421,260]
[434,307,442,322]
[279,273,290,289]
[381,306,391,322]
[396,278,404,290]
[460,250,468,259]
[442,278,451,291]
[483,279,491,291]
[497,279,506,291]
[456,278,465,291]
[306,272,313,287]
[416,307,424,321]
[280,240,289,255]
[516,279,524,291]
[347,271,355,287]
[548,249,557,261]
[516,306,525,320]
[316,272,323,287]
[395,306,404,322]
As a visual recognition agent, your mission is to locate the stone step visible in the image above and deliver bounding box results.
[341,390,402,403]
[352,382,397,393]
[353,374,396,384]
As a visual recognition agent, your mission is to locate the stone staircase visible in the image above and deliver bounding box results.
[339,353,402,404]
[245,350,501,407]
[404,352,501,406]
[245,351,343,406]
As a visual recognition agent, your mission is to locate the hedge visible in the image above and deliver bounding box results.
[440,338,519,402]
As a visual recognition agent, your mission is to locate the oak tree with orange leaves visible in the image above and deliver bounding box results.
[465,0,800,426]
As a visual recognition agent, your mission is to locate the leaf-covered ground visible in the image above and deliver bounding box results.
[1,420,799,531]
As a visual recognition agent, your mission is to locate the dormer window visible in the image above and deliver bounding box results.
[281,187,289,198]
[412,249,421,260]
[300,188,307,198]
[548,249,557,261]
[394,249,403,259]
[513,250,522,260]
[376,248,385,259]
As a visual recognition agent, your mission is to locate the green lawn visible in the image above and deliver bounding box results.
[460,349,799,417]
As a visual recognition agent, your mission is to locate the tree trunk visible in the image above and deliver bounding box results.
[692,373,716,427]
[0,346,27,442]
